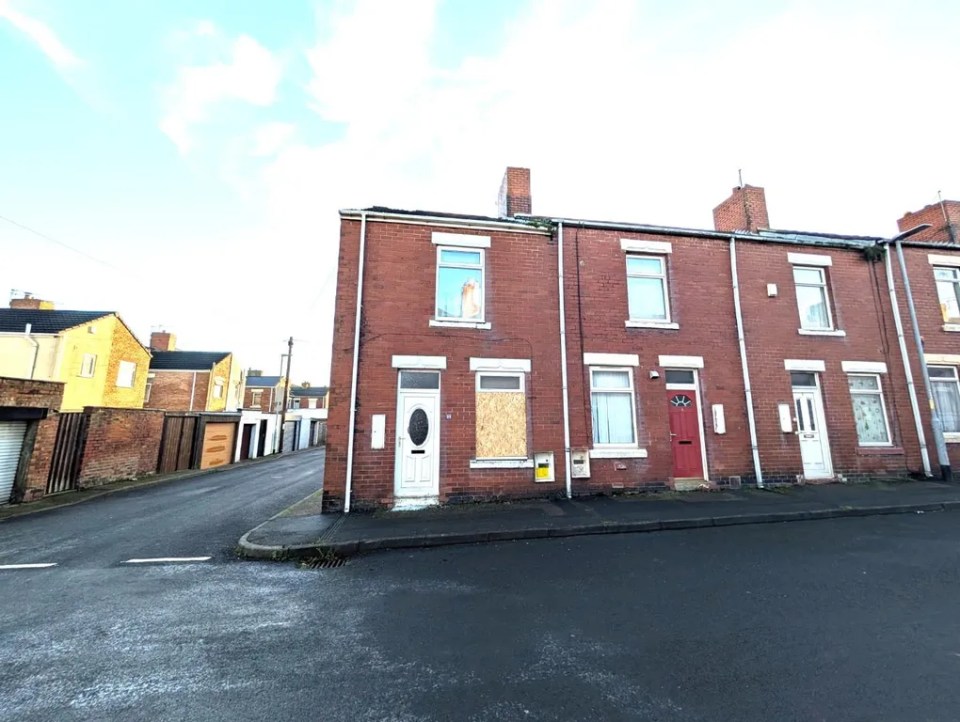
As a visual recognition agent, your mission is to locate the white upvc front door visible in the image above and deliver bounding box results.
[792,381,833,480]
[394,370,441,509]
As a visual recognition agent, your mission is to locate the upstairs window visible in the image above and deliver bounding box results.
[116,361,136,388]
[793,266,834,331]
[213,379,224,399]
[250,390,262,408]
[626,255,670,322]
[934,267,960,323]
[436,247,484,321]
[79,353,97,378]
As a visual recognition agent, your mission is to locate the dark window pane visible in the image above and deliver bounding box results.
[790,372,817,387]
[408,408,429,445]
[479,375,521,391]
[665,370,695,385]
[400,371,440,389]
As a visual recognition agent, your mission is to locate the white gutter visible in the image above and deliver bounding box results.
[189,371,197,411]
[24,323,39,379]
[557,222,572,499]
[344,211,368,514]
[885,247,932,476]
[339,209,549,235]
[730,237,764,488]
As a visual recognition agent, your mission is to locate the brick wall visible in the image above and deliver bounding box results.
[0,376,63,502]
[101,319,150,408]
[148,370,209,412]
[563,228,752,492]
[738,241,917,482]
[244,385,278,412]
[891,245,960,471]
[77,407,165,486]
[713,185,770,233]
[323,218,564,511]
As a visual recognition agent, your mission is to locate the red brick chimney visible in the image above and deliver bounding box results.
[897,199,960,244]
[713,185,770,233]
[9,293,54,310]
[498,167,532,217]
[150,331,176,351]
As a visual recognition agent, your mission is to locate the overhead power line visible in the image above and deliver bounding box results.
[0,213,120,269]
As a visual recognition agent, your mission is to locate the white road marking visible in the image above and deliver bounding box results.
[122,556,212,564]
[0,563,58,570]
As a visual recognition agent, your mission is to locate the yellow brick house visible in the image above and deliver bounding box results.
[0,298,150,411]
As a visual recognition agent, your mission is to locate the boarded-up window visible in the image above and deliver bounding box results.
[475,372,527,459]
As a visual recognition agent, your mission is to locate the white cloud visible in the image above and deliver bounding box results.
[251,122,296,157]
[160,30,283,153]
[0,0,80,70]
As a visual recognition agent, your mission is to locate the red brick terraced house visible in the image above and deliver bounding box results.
[322,167,960,512]
[243,375,286,413]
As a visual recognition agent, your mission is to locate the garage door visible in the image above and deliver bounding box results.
[0,422,27,505]
[199,422,236,470]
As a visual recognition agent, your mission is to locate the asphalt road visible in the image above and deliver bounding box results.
[4,470,960,720]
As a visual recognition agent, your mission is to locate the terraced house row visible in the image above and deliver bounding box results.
[323,167,960,512]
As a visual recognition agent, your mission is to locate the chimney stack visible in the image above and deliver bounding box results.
[713,185,770,233]
[498,167,532,217]
[149,331,176,352]
[10,292,54,310]
[897,199,960,244]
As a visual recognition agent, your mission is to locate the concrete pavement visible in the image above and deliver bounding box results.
[239,477,960,559]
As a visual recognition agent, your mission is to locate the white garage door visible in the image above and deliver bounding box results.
[0,422,27,505]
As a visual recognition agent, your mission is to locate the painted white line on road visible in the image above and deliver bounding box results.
[0,563,58,570]
[123,556,212,564]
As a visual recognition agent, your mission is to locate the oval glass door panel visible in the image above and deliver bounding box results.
[408,408,429,446]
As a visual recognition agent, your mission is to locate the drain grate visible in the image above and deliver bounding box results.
[299,555,347,569]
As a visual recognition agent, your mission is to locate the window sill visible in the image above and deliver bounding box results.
[856,446,904,456]
[589,448,648,459]
[625,320,680,330]
[943,324,960,332]
[430,319,491,330]
[470,458,534,469]
[945,433,960,444]
[797,329,846,337]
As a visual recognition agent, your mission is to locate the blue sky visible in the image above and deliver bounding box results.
[2,0,959,383]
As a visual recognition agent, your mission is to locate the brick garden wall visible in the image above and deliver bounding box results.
[77,407,165,487]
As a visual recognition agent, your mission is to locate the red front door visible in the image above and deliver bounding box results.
[667,391,704,478]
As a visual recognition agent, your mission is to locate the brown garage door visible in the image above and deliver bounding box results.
[199,422,236,470]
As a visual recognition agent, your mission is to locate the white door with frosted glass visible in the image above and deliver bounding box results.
[394,370,441,508]
[791,373,833,479]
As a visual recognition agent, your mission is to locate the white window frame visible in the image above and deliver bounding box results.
[934,266,960,324]
[308,398,317,409]
[476,371,525,393]
[79,353,97,378]
[929,365,960,439]
[589,366,639,451]
[847,373,892,447]
[291,397,301,409]
[213,379,224,399]
[625,254,671,324]
[434,245,485,324]
[792,264,835,332]
[250,390,263,407]
[144,380,153,403]
[116,360,136,388]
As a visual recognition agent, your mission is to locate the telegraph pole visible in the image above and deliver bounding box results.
[277,336,294,453]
